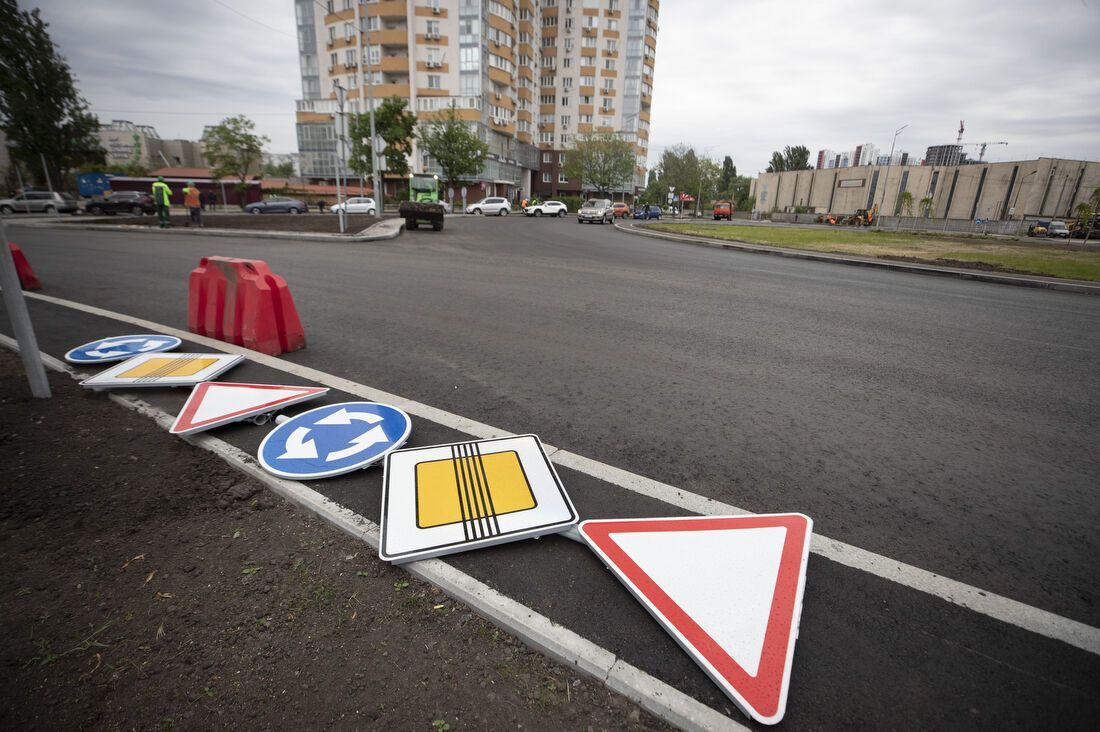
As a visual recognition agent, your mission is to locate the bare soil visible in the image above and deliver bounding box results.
[76,213,389,235]
[0,352,669,731]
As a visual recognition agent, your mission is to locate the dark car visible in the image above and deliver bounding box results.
[244,196,307,214]
[85,190,155,216]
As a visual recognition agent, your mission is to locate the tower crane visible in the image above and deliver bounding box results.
[964,141,1009,162]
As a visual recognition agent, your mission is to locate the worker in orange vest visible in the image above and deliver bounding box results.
[182,180,202,227]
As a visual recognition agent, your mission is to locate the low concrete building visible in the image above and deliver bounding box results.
[97,120,206,170]
[751,157,1100,221]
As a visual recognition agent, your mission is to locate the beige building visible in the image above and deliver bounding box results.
[751,157,1100,221]
[293,0,658,200]
[97,120,206,170]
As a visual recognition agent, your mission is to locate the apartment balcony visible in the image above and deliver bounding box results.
[378,55,410,73]
[372,0,406,19]
[373,27,408,46]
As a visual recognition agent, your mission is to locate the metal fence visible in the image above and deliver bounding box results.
[877,216,1025,236]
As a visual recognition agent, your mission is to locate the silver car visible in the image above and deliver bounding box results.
[465,197,511,216]
[329,197,377,215]
[0,191,80,215]
[577,198,614,224]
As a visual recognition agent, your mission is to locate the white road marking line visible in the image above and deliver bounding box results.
[8,291,1100,656]
[0,332,746,732]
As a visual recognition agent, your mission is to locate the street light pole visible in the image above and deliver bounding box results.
[333,81,347,234]
[357,4,382,218]
[876,124,907,227]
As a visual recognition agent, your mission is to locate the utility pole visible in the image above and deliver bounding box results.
[877,124,907,227]
[357,4,383,218]
[333,81,347,234]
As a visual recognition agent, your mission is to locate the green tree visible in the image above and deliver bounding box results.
[719,155,737,195]
[919,196,935,218]
[731,175,753,211]
[262,160,295,178]
[562,132,635,196]
[348,95,418,179]
[765,145,813,173]
[899,190,914,216]
[0,1,105,188]
[202,115,269,206]
[418,103,489,195]
[655,144,700,202]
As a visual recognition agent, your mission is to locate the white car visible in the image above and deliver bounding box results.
[329,197,377,215]
[465,197,511,216]
[523,201,569,218]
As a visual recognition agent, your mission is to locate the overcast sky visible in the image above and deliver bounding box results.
[33,0,1100,174]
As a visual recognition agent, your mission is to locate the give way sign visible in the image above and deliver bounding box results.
[580,513,812,725]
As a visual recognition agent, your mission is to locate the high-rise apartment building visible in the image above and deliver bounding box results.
[293,0,658,200]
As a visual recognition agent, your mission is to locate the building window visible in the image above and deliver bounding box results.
[559,153,565,163]
[329,52,338,69]
[368,45,381,64]
[427,74,441,89]
[560,96,570,106]
[344,22,354,40]
[558,173,569,183]
[426,20,440,36]
[328,26,336,42]
[604,59,616,70]
[602,98,612,110]
[606,39,617,52]
[542,152,552,163]
[560,115,570,126]
[345,49,356,66]
[606,19,618,31]
[542,172,551,182]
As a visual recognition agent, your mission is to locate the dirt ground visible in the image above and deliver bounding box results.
[75,213,390,234]
[0,352,669,731]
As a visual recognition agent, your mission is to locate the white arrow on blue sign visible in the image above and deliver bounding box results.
[65,334,182,363]
[257,401,412,479]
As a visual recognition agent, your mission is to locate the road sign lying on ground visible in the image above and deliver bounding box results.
[170,382,329,435]
[580,513,812,725]
[257,401,411,479]
[379,434,577,564]
[65,334,182,363]
[80,352,243,390]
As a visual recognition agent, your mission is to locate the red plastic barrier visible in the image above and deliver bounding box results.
[7,242,41,290]
[187,256,305,356]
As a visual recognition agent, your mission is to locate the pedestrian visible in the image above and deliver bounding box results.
[183,180,202,227]
[317,200,327,214]
[152,176,172,228]
[198,190,207,212]
[208,192,217,211]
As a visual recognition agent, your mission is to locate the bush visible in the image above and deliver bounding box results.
[558,194,583,212]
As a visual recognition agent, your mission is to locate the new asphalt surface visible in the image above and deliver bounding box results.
[3,217,1099,729]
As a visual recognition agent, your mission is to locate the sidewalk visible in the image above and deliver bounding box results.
[0,352,667,731]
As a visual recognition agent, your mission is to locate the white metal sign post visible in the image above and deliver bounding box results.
[379,434,578,564]
[0,217,49,397]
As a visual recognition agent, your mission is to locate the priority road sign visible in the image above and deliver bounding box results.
[379,434,578,564]
[170,382,329,436]
[257,401,412,479]
[65,334,182,363]
[580,513,813,725]
[79,352,243,390]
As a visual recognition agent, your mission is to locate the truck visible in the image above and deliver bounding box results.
[398,173,446,231]
[712,200,733,220]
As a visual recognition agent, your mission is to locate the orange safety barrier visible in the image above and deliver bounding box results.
[187,256,305,356]
[7,242,41,290]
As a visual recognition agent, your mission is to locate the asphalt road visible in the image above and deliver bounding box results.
[3,217,1099,729]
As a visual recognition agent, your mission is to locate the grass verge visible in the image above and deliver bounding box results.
[647,223,1100,281]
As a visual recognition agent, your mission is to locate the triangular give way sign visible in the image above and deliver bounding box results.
[580,513,812,725]
[170,382,329,435]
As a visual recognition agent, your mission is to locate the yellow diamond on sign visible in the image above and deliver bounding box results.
[119,357,219,378]
[415,450,536,529]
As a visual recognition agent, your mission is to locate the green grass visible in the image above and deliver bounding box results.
[648,223,1100,281]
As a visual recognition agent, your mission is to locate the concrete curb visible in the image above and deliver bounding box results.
[6,217,405,243]
[0,333,745,732]
[615,221,1100,296]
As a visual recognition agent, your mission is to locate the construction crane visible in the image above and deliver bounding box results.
[964,141,1009,162]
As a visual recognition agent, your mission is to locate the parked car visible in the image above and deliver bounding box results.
[0,190,80,215]
[611,202,631,219]
[524,200,569,217]
[713,201,733,221]
[85,190,155,216]
[465,197,511,216]
[1027,220,1050,237]
[244,196,307,214]
[328,197,377,215]
[1046,220,1070,239]
[577,198,614,224]
[439,199,454,214]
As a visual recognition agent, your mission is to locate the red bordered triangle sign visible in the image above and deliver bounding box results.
[580,513,812,725]
[170,382,329,435]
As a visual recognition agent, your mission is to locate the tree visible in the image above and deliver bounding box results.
[765,145,813,173]
[202,115,269,207]
[262,160,295,178]
[418,102,489,196]
[0,1,105,188]
[562,132,635,196]
[719,155,736,194]
[348,95,418,180]
[919,196,935,218]
[899,190,914,217]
